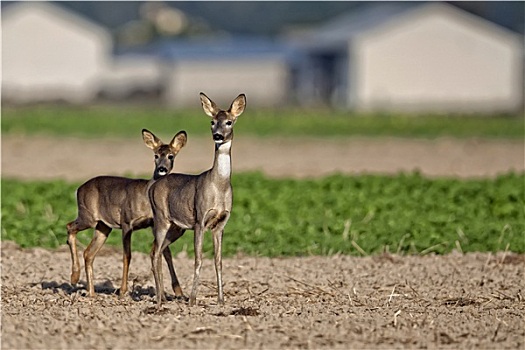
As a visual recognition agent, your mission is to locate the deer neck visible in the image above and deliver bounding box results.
[146,176,158,193]
[212,140,232,180]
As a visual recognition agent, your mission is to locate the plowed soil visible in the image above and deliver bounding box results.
[2,135,524,349]
[1,241,524,349]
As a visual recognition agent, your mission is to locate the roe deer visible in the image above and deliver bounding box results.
[66,129,187,298]
[149,92,246,309]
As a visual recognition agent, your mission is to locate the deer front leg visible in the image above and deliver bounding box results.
[212,227,224,305]
[120,227,132,297]
[206,210,229,305]
[189,223,204,306]
[84,222,112,297]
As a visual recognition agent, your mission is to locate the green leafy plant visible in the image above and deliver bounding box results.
[2,172,523,256]
[2,105,523,139]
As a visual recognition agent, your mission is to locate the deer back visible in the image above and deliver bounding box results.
[76,176,150,229]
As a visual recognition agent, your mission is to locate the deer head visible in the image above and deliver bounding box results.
[142,129,187,180]
[200,92,246,145]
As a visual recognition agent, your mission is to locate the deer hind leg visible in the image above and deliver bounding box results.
[119,227,133,297]
[163,226,187,299]
[66,218,91,285]
[150,239,168,303]
[151,223,170,309]
[83,222,112,297]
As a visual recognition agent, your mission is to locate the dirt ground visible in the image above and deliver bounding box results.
[1,135,524,349]
[2,135,524,180]
[1,241,524,349]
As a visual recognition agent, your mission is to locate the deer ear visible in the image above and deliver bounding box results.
[200,92,219,118]
[171,130,187,152]
[229,94,246,119]
[142,129,160,150]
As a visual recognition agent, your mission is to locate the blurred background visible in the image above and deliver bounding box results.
[2,0,524,112]
[2,1,524,182]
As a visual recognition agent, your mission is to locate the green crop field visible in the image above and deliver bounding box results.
[2,105,523,139]
[2,106,523,257]
[2,172,523,257]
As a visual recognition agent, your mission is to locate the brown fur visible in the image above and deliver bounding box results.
[66,130,187,298]
[149,92,246,309]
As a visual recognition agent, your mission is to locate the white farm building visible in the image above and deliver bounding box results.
[155,37,296,108]
[297,2,524,113]
[2,2,112,103]
[1,2,523,112]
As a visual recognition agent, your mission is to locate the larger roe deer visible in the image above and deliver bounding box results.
[149,92,246,309]
[66,129,187,298]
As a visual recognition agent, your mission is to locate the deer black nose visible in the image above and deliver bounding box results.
[213,133,224,141]
[157,167,168,176]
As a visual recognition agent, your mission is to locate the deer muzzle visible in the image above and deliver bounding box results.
[213,133,225,142]
[156,166,168,176]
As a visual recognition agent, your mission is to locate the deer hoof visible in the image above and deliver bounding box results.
[70,271,80,285]
[174,294,189,302]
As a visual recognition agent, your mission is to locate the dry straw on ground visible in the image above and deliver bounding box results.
[2,241,523,349]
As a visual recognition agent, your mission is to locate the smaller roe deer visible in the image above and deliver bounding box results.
[66,129,187,298]
[149,92,246,309]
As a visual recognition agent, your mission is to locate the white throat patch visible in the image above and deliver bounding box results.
[217,141,231,177]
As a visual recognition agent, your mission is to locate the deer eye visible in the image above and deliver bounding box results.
[155,155,159,159]
[168,154,174,160]
[226,121,233,126]
[211,121,215,126]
